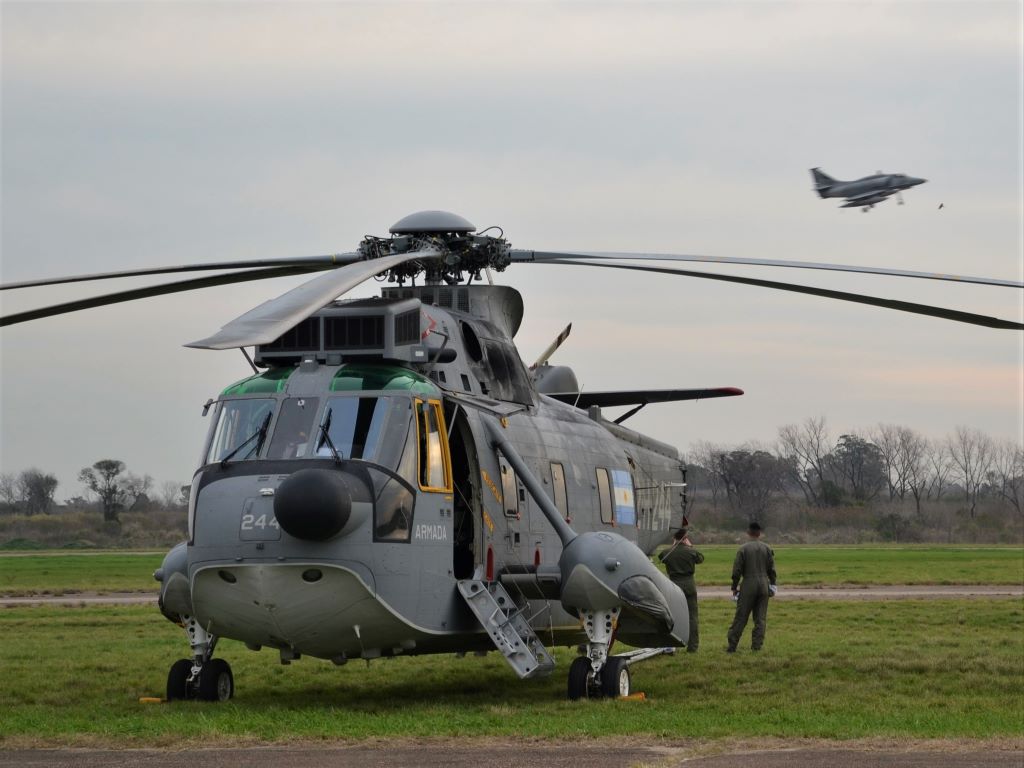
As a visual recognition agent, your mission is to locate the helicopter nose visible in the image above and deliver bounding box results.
[274,468,355,541]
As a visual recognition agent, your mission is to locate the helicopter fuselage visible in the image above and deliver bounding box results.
[157,285,685,666]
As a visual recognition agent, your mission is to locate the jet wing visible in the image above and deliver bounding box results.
[544,387,743,409]
[845,189,897,202]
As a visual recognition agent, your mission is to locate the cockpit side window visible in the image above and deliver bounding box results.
[266,398,319,460]
[414,398,452,492]
[205,398,275,464]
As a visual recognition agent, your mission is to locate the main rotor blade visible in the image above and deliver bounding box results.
[0,254,359,290]
[0,265,333,327]
[186,248,442,350]
[541,259,1024,331]
[511,250,1024,289]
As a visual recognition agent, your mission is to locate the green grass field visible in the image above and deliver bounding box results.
[0,552,164,595]
[1,545,1021,597]
[0,599,1020,746]
[688,545,1024,587]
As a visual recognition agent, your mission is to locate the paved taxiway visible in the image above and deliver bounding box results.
[2,745,1021,768]
[2,584,1020,607]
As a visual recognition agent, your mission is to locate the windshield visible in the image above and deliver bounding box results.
[316,396,395,462]
[206,398,275,464]
[266,398,320,460]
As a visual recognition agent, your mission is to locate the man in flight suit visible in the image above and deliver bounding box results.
[726,521,777,652]
[658,527,704,652]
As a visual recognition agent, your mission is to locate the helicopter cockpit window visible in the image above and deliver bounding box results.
[415,399,452,492]
[206,398,275,464]
[316,396,392,461]
[266,398,320,460]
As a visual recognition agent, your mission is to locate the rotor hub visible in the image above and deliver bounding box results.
[389,210,475,235]
[363,211,510,286]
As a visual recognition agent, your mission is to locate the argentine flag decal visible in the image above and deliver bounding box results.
[611,469,636,525]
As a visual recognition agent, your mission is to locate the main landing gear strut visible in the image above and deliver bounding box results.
[566,607,675,700]
[166,615,234,702]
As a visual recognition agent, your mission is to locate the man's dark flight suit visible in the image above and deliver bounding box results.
[727,539,777,651]
[659,542,704,652]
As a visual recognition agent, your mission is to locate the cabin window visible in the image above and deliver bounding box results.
[266,398,320,459]
[500,458,519,518]
[206,398,274,464]
[550,462,569,520]
[415,399,452,492]
[596,468,613,524]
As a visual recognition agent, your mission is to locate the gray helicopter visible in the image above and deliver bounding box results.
[2,210,1022,702]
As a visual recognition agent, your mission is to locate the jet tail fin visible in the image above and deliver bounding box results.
[810,167,837,197]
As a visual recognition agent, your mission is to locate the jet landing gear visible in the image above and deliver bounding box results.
[166,615,234,702]
[566,607,677,700]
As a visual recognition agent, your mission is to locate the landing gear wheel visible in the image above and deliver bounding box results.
[198,658,234,702]
[600,656,631,698]
[567,656,592,700]
[166,658,194,701]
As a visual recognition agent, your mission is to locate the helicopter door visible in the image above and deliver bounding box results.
[446,406,479,580]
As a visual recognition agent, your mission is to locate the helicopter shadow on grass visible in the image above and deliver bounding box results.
[227,655,566,710]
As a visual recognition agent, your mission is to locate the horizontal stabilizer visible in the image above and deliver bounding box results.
[545,387,744,409]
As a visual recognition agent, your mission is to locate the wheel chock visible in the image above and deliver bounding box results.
[138,697,164,704]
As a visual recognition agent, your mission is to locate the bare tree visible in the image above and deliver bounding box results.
[990,440,1024,517]
[899,427,930,518]
[777,416,832,507]
[79,459,127,523]
[0,473,18,511]
[946,426,995,518]
[871,424,910,502]
[159,480,184,510]
[122,473,154,511]
[926,438,952,501]
[689,441,727,509]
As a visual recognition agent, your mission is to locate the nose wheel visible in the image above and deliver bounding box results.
[166,657,235,701]
[166,615,235,702]
[566,646,675,700]
[566,654,632,700]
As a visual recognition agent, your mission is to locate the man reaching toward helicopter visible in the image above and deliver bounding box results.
[658,525,703,652]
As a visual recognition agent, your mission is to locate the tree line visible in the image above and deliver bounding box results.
[2,419,1022,542]
[687,418,1023,542]
[0,459,187,520]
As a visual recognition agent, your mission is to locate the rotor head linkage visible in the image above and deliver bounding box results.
[364,211,511,286]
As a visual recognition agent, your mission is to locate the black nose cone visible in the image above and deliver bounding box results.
[274,469,353,541]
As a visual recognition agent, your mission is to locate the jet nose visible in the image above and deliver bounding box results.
[909,176,927,186]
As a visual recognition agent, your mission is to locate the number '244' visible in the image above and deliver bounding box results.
[241,513,280,531]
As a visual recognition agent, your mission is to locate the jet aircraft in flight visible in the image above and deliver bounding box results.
[811,168,927,211]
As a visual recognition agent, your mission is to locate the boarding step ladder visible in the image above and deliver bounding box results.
[457,578,556,679]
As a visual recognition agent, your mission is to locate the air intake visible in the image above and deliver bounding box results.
[254,298,429,365]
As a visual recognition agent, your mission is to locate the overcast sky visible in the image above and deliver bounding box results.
[1,1,1022,498]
